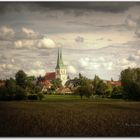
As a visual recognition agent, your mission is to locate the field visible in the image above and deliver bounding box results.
[0,95,140,137]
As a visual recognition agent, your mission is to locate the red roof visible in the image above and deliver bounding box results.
[107,81,122,86]
[45,72,56,80]
[39,80,52,88]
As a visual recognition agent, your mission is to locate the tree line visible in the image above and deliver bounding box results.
[74,67,140,101]
[0,67,140,101]
[0,70,44,101]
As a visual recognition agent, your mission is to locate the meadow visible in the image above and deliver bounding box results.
[0,95,140,137]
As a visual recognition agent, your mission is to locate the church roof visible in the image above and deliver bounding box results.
[45,72,56,80]
[56,48,66,69]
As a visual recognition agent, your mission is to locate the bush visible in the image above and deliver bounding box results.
[110,86,123,99]
[28,94,38,100]
[15,86,27,100]
[0,87,9,101]
[37,93,44,100]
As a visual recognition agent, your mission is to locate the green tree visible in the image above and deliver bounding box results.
[120,67,140,100]
[15,85,27,100]
[5,78,17,100]
[76,85,93,99]
[111,86,123,99]
[92,75,101,94]
[15,70,27,88]
[51,78,62,90]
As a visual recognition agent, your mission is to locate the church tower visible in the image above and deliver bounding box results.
[55,48,67,86]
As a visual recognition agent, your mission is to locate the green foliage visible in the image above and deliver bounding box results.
[76,85,93,99]
[0,87,9,101]
[15,70,27,88]
[111,86,123,99]
[51,78,62,90]
[37,93,44,100]
[28,94,38,100]
[15,86,27,100]
[120,67,140,100]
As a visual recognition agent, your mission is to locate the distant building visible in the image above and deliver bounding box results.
[105,80,122,87]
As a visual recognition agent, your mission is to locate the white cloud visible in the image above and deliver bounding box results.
[67,65,77,74]
[102,62,113,71]
[117,58,137,69]
[38,37,56,48]
[0,26,15,40]
[79,57,89,67]
[137,50,140,55]
[33,61,43,67]
[14,40,36,48]
[22,27,35,35]
[27,69,46,77]
[20,27,41,39]
[118,58,129,65]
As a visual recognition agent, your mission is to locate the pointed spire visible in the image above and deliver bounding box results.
[55,47,65,69]
[60,47,64,65]
[56,48,60,69]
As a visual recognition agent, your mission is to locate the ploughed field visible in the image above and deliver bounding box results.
[0,95,140,137]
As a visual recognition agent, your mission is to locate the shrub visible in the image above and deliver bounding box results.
[28,94,38,100]
[37,93,44,100]
[15,86,27,100]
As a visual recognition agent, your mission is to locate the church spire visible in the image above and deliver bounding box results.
[55,48,65,69]
[60,47,64,66]
[56,48,60,69]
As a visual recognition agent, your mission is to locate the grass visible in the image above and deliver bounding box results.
[0,95,140,137]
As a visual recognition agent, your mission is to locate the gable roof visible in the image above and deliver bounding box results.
[45,72,56,80]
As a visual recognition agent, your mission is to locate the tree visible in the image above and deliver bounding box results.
[92,75,101,95]
[15,85,27,100]
[5,78,17,100]
[15,70,27,88]
[51,78,62,90]
[120,67,140,100]
[111,86,123,99]
[76,85,93,99]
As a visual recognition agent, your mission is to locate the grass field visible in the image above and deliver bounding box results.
[0,95,140,137]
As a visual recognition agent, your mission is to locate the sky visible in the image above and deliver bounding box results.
[0,2,140,80]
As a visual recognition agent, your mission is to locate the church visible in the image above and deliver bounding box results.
[38,48,68,90]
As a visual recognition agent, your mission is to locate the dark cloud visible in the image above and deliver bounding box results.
[0,2,139,14]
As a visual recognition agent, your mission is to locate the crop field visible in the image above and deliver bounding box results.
[0,95,140,137]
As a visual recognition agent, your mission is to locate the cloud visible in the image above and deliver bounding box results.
[75,36,84,43]
[33,61,43,67]
[137,50,140,55]
[0,26,15,40]
[127,54,139,61]
[67,65,77,74]
[14,40,36,49]
[16,27,43,40]
[102,62,113,71]
[26,69,46,77]
[117,58,137,69]
[125,15,137,28]
[38,37,56,48]
[0,2,138,14]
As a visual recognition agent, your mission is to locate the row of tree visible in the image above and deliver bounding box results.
[73,74,122,99]
[0,67,140,101]
[0,70,44,101]
[73,67,140,101]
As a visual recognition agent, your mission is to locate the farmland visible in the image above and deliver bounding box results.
[0,95,140,137]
